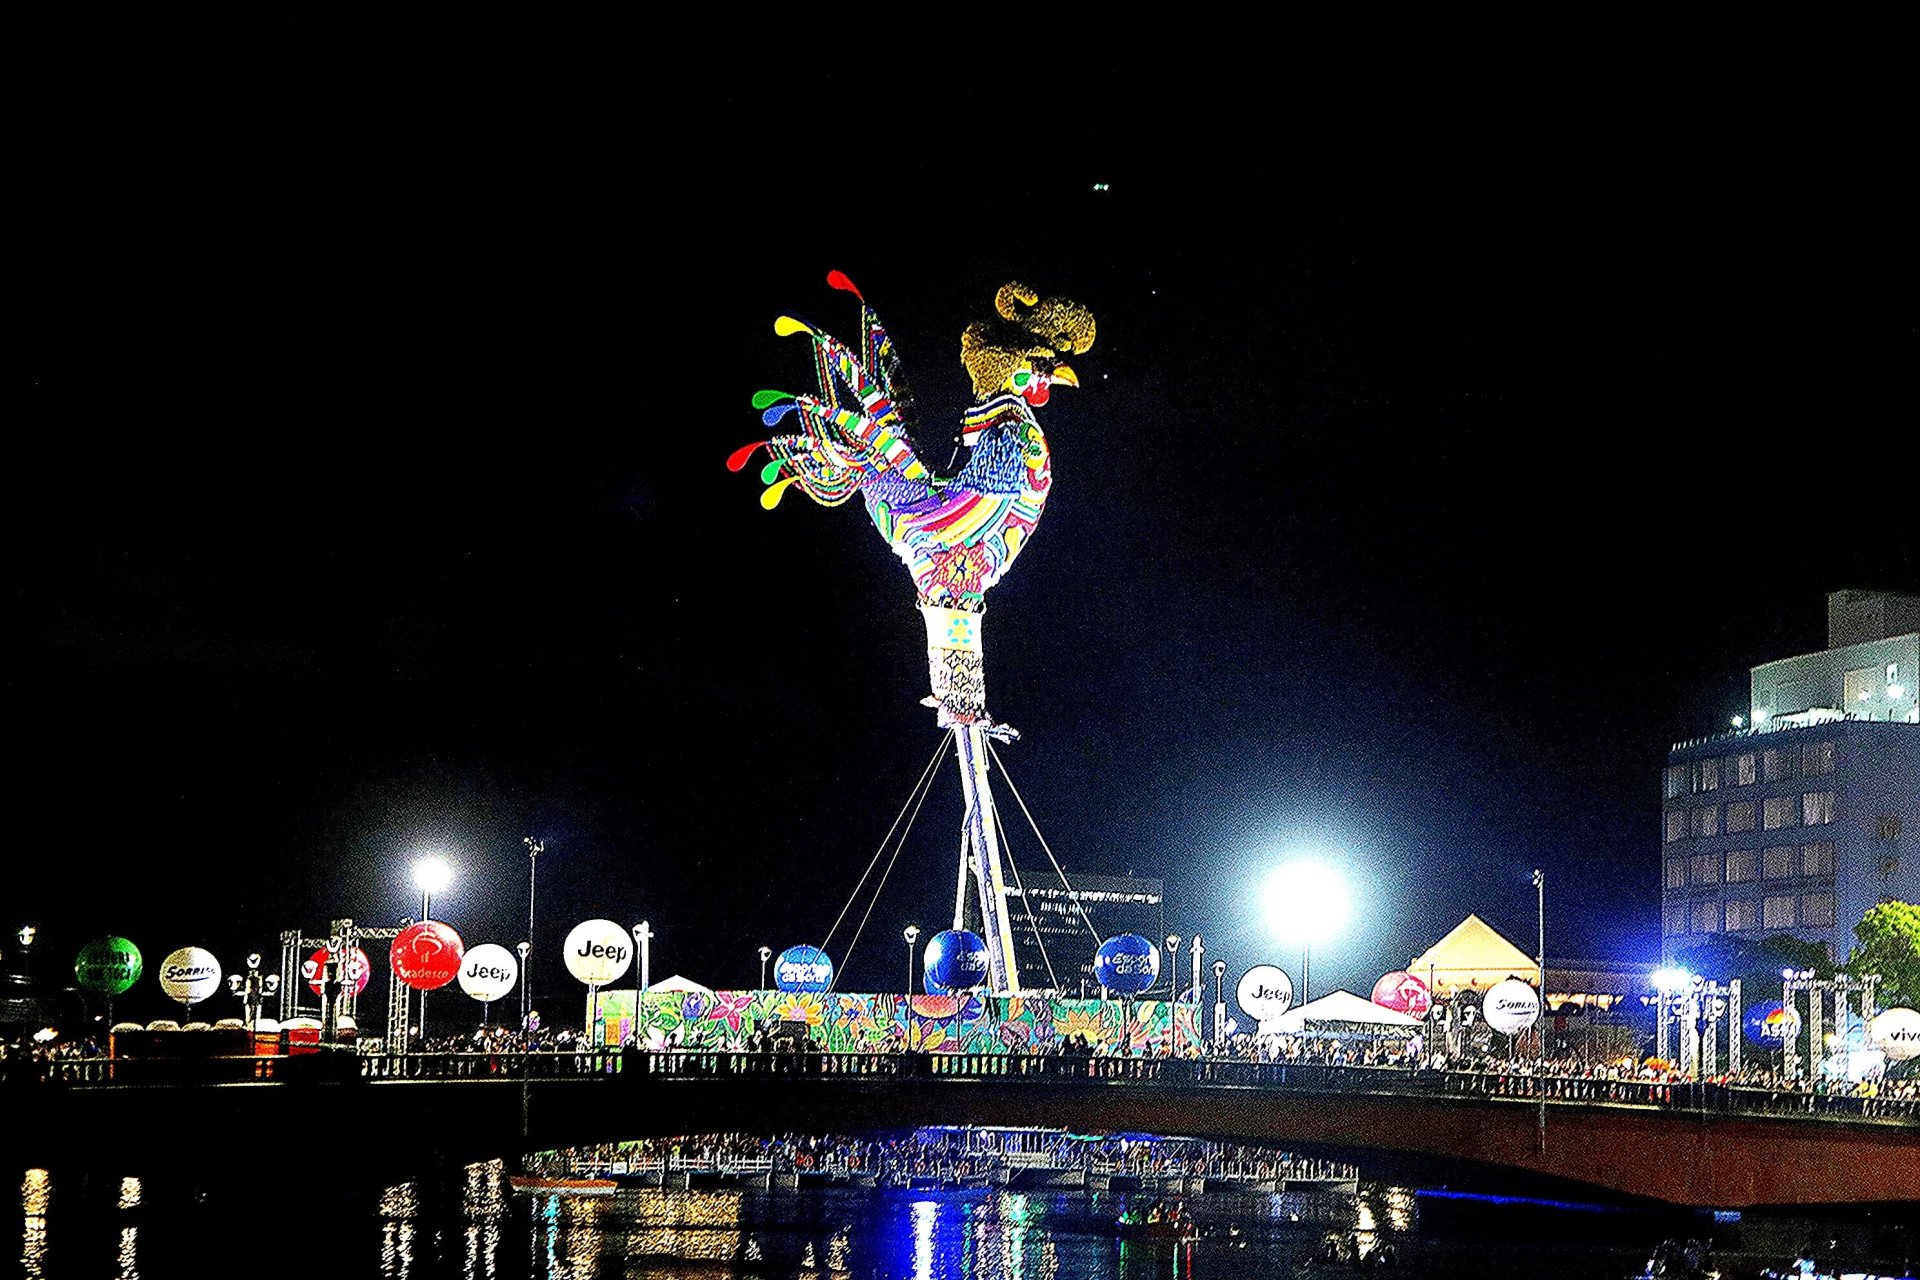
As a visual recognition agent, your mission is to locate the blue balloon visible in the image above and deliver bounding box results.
[923,929,990,992]
[1094,934,1159,995]
[1742,1000,1800,1048]
[774,945,833,993]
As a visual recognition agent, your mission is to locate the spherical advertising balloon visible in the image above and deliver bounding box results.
[1482,978,1541,1034]
[157,946,222,1005]
[390,921,465,991]
[74,937,143,997]
[1236,964,1293,1027]
[301,946,371,998]
[1869,1007,1920,1062]
[774,944,833,993]
[563,919,632,986]
[1742,1000,1802,1048]
[458,943,519,1003]
[1370,970,1432,1018]
[923,930,990,992]
[1093,934,1159,995]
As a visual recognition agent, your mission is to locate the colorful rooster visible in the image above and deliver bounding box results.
[728,272,1095,737]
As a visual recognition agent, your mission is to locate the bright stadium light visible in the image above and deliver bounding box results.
[1651,967,1692,994]
[1260,859,1351,1006]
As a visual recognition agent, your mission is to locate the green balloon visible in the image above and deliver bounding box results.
[75,936,143,997]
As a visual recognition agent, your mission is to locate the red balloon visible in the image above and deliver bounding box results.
[302,946,371,998]
[1371,970,1432,1018]
[390,921,465,991]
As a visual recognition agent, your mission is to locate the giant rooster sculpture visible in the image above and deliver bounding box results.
[728,271,1096,739]
[728,272,1096,994]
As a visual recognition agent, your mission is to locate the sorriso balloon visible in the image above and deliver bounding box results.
[157,946,222,1005]
[1482,978,1541,1035]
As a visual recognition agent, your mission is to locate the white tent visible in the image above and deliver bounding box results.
[1276,989,1422,1034]
[646,975,714,996]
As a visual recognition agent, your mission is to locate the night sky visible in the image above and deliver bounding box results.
[14,61,1916,1020]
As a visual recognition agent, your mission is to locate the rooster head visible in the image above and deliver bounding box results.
[961,282,1096,402]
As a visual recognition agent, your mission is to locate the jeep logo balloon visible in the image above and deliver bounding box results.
[1236,964,1294,1032]
[563,919,632,986]
[157,946,222,1006]
[457,943,519,1003]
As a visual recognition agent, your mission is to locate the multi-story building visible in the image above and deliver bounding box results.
[1661,590,1919,962]
[1003,873,1165,994]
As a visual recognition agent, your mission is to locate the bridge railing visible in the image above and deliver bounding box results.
[12,1049,1914,1123]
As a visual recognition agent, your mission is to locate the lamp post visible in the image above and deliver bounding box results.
[1212,959,1227,1050]
[15,924,35,980]
[903,925,921,994]
[758,945,772,991]
[522,838,542,1035]
[411,856,452,1043]
[634,921,653,997]
[1260,861,1349,1008]
[631,923,652,1048]
[226,952,281,1035]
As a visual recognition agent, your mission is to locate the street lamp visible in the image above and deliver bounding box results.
[410,855,453,1043]
[523,838,542,1036]
[758,945,772,990]
[1259,860,1350,1006]
[226,952,280,1035]
[515,941,531,1035]
[1212,959,1227,1049]
[903,925,921,994]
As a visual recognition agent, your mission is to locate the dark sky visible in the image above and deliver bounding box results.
[13,51,1916,1019]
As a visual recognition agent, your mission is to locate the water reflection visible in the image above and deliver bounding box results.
[22,1168,49,1279]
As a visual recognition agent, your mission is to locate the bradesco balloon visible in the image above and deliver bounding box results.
[459,944,519,1003]
[1093,934,1158,995]
[1370,970,1432,1018]
[157,946,222,1005]
[390,921,465,991]
[1869,1007,1920,1062]
[1742,1000,1802,1049]
[1482,978,1541,1035]
[563,919,632,986]
[923,930,990,992]
[75,937,143,997]
[1236,964,1293,1030]
[775,945,833,993]
[301,946,371,998]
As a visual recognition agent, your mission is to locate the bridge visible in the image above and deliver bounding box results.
[7,1051,1916,1209]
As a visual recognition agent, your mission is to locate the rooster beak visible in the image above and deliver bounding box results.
[1049,364,1079,388]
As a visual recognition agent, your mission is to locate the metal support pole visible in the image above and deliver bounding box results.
[1534,869,1546,1153]
[1727,978,1741,1076]
[523,838,541,1036]
[953,724,1020,994]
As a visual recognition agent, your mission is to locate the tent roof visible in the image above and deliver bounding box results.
[1407,914,1537,993]
[1276,989,1422,1030]
[647,975,713,994]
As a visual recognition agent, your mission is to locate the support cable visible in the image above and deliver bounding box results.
[831,747,943,991]
[987,741,1102,943]
[987,784,1061,990]
[820,735,950,954]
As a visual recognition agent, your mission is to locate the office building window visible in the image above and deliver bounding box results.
[1801,893,1836,929]
[1763,846,1796,879]
[1693,758,1720,792]
[1664,903,1688,936]
[1763,895,1796,929]
[1801,841,1835,877]
[1725,849,1757,882]
[1690,852,1721,885]
[1726,801,1756,833]
[1665,858,1687,889]
[1763,796,1798,830]
[1801,741,1835,776]
[1763,749,1793,783]
[1730,753,1757,786]
[1664,765,1687,800]
[1665,810,1686,843]
[1802,791,1835,826]
[1724,899,1759,931]
[1691,901,1721,933]
[1690,806,1721,838]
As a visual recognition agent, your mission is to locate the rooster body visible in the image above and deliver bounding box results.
[731,274,1094,732]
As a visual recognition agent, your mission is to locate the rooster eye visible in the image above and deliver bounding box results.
[1012,371,1030,388]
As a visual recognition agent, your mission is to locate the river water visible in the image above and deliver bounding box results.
[12,1163,1917,1278]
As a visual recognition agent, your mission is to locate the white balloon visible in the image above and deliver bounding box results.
[563,919,633,986]
[1869,1007,1920,1062]
[1236,965,1294,1028]
[157,947,222,1005]
[1483,978,1541,1035]
[459,943,520,1002]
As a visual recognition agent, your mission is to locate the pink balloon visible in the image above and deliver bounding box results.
[1371,970,1432,1018]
